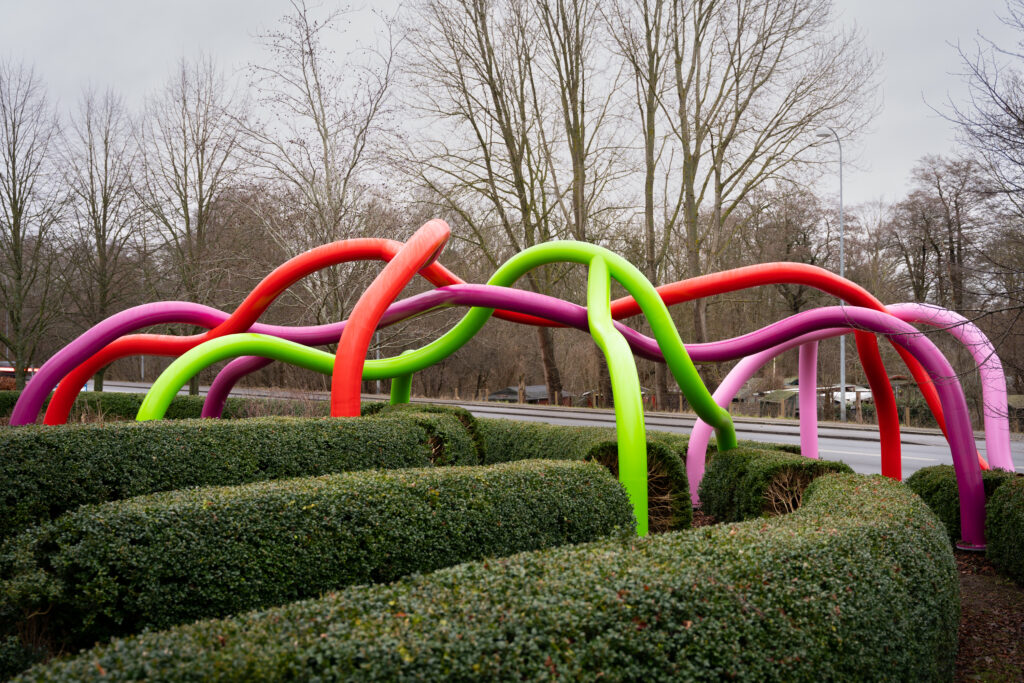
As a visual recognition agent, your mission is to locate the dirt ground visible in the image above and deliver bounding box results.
[955,550,1024,682]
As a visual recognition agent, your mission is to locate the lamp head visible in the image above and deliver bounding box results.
[816,130,831,138]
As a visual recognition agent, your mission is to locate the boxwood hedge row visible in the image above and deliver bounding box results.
[475,417,615,463]
[985,477,1024,585]
[366,403,485,463]
[477,418,692,531]
[15,474,958,682]
[904,464,1018,544]
[0,390,334,422]
[0,415,464,540]
[698,446,853,522]
[1,460,634,653]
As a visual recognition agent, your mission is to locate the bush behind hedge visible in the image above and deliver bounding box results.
[0,416,449,540]
[1,460,634,652]
[904,465,1017,544]
[985,477,1024,585]
[478,418,693,531]
[0,390,336,422]
[698,446,854,522]
[368,403,485,464]
[16,474,958,682]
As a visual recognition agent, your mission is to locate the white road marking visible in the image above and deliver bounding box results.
[819,448,937,462]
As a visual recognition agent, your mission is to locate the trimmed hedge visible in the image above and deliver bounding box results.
[0,390,335,422]
[476,417,615,464]
[16,474,958,682]
[0,416,457,541]
[904,465,1018,544]
[368,403,485,463]
[478,418,692,532]
[369,411,479,466]
[1,460,634,652]
[476,417,692,464]
[986,477,1024,585]
[698,446,853,522]
[586,440,692,532]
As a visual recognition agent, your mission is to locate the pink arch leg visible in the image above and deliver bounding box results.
[888,303,1014,472]
[798,341,820,461]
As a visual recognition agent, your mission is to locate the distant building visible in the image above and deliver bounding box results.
[487,385,574,406]
[758,389,800,418]
[1010,395,1024,432]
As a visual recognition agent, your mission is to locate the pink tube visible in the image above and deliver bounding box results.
[888,303,1014,472]
[798,342,820,461]
[687,329,845,504]
[682,307,985,548]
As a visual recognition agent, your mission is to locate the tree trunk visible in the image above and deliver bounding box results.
[654,362,670,412]
[94,367,106,392]
[536,326,563,405]
[189,375,199,396]
[595,346,612,408]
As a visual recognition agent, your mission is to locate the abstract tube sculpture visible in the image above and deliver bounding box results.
[13,221,1012,547]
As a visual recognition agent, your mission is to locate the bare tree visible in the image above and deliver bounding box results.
[405,0,570,403]
[0,60,64,388]
[665,0,879,351]
[951,1,1024,202]
[606,0,677,406]
[61,88,143,390]
[245,0,397,330]
[886,190,941,303]
[743,186,833,315]
[907,155,990,312]
[137,56,245,392]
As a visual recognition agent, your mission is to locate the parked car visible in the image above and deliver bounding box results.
[822,384,873,405]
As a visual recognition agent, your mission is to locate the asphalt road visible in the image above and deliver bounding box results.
[100,380,1024,477]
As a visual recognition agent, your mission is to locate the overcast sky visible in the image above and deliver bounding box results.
[0,0,1017,209]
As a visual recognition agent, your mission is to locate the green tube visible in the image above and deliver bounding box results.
[389,351,414,405]
[138,241,737,531]
[587,256,649,536]
[136,334,335,421]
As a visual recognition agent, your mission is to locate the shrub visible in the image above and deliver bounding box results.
[1,460,634,653]
[986,477,1024,586]
[476,417,615,464]
[478,419,692,532]
[861,397,939,428]
[16,474,958,682]
[0,390,337,422]
[0,416,447,540]
[698,446,853,522]
[905,465,1017,544]
[586,440,691,532]
[0,389,19,415]
[369,403,485,463]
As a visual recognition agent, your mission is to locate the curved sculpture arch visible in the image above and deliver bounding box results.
[12,220,1012,548]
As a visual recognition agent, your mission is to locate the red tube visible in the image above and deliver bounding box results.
[607,261,967,480]
[48,245,962,481]
[331,220,450,416]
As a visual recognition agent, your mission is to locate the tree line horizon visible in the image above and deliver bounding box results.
[1,0,1021,425]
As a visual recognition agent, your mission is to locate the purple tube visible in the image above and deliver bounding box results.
[199,286,844,417]
[678,308,984,548]
[888,303,1013,472]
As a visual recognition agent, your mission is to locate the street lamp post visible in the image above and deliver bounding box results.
[817,127,845,422]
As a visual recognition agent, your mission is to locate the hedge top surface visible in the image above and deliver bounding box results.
[0,415,438,540]
[1,459,636,650]
[19,473,958,682]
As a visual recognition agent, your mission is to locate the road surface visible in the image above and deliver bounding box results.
[98,380,1024,477]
